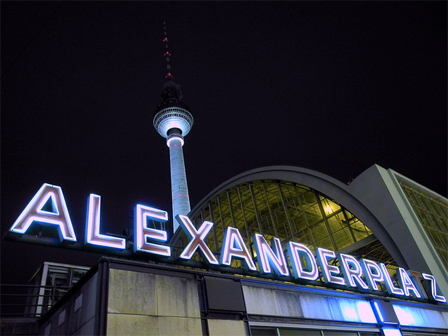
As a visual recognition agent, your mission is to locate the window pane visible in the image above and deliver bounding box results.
[279,329,321,336]
[251,328,277,336]
[324,332,358,336]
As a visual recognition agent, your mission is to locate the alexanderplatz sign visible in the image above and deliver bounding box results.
[5,183,446,304]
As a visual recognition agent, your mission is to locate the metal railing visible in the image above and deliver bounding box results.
[0,284,70,317]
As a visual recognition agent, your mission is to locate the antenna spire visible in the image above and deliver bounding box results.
[163,21,173,81]
[160,21,182,100]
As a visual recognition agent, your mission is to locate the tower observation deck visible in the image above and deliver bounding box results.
[153,22,193,232]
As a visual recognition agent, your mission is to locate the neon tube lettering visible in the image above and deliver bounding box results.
[9,182,446,303]
[286,242,319,281]
[338,253,369,289]
[220,227,256,271]
[361,259,383,291]
[422,273,446,303]
[9,183,76,242]
[397,268,421,298]
[380,263,404,296]
[316,248,345,285]
[134,205,170,256]
[85,194,125,249]
[177,215,218,264]
[254,234,289,276]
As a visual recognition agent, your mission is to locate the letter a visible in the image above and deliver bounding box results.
[9,183,76,242]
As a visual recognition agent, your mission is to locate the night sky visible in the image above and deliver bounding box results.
[1,2,446,285]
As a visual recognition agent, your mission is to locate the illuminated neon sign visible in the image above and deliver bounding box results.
[6,183,446,304]
[86,194,126,249]
[9,183,77,242]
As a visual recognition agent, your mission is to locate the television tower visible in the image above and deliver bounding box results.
[153,21,193,233]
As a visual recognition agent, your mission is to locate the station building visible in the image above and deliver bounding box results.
[2,20,447,336]
[10,164,446,336]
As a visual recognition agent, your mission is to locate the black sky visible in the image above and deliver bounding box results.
[1,1,447,285]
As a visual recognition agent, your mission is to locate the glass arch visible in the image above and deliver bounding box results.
[184,179,398,277]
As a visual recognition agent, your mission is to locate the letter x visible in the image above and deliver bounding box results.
[178,215,219,264]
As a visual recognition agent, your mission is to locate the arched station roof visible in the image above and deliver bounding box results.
[189,166,407,270]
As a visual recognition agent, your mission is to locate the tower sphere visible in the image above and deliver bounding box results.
[153,100,194,138]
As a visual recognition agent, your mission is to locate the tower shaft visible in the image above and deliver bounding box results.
[167,135,190,232]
